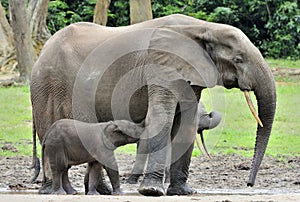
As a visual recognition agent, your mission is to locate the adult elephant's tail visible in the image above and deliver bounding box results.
[30,118,40,183]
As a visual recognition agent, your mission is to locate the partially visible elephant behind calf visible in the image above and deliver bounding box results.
[41,119,144,195]
[127,101,222,184]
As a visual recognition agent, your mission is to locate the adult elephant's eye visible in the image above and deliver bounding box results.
[233,55,243,63]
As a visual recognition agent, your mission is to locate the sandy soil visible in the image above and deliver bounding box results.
[0,153,300,201]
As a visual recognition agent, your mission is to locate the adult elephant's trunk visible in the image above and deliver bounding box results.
[247,63,276,186]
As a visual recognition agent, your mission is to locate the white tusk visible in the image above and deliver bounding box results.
[195,133,212,159]
[195,134,204,155]
[244,91,263,127]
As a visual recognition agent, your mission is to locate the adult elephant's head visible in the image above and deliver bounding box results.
[147,15,276,186]
[196,23,276,187]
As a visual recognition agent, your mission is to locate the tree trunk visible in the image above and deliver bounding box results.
[27,0,51,55]
[0,1,15,71]
[0,2,14,48]
[130,0,152,25]
[9,0,35,84]
[93,0,111,25]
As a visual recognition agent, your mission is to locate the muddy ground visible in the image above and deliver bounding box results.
[1,153,300,196]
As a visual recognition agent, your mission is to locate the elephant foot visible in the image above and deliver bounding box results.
[85,177,112,195]
[87,190,100,195]
[138,176,165,196]
[64,185,77,195]
[126,174,141,184]
[30,157,40,183]
[167,183,196,196]
[167,183,196,195]
[38,180,52,194]
[96,179,113,195]
[112,188,123,195]
[51,188,67,195]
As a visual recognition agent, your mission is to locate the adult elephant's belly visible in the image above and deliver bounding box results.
[93,51,149,123]
[95,81,148,123]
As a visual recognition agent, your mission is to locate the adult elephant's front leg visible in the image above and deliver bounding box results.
[138,85,177,196]
[167,143,195,195]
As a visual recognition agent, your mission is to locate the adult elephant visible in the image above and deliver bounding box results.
[30,14,276,196]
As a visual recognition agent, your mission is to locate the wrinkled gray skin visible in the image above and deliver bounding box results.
[127,101,222,184]
[41,119,143,195]
[31,14,276,196]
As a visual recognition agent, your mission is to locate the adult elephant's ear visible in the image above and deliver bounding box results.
[148,28,218,88]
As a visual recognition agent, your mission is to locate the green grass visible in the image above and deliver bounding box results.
[115,144,137,155]
[0,86,38,156]
[1,67,300,158]
[267,58,300,69]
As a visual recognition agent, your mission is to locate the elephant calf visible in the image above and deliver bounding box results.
[42,119,144,195]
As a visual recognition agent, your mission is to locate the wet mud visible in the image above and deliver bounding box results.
[0,153,299,195]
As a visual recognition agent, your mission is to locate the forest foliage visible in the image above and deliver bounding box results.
[1,0,300,59]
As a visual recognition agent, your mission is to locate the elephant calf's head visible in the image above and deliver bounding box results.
[103,120,144,149]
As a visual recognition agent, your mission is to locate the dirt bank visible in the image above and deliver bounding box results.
[1,154,300,196]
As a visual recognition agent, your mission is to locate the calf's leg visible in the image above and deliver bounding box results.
[62,168,77,195]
